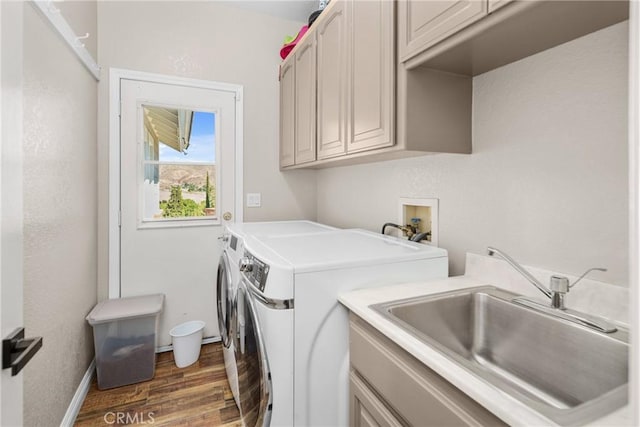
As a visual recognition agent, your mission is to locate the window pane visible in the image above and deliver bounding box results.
[141,105,217,223]
[143,164,216,220]
[142,105,216,163]
[174,111,216,163]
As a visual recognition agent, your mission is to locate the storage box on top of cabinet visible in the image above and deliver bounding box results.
[86,294,164,390]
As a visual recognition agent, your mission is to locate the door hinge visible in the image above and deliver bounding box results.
[119,100,123,117]
[235,93,242,103]
[118,210,122,227]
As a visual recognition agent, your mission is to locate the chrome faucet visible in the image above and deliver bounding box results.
[487,247,554,301]
[487,247,606,309]
[486,247,616,333]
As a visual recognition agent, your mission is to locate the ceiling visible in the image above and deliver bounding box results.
[222,0,319,23]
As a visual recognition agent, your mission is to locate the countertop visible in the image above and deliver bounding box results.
[338,276,631,426]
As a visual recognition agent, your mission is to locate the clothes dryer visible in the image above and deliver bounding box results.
[235,229,448,426]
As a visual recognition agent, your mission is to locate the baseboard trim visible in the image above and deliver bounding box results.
[156,336,221,353]
[60,359,95,427]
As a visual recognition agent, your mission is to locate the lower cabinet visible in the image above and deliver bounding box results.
[349,314,506,427]
[350,372,404,427]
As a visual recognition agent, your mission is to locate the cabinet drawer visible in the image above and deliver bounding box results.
[350,315,505,427]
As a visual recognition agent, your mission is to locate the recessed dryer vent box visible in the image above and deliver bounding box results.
[399,198,439,246]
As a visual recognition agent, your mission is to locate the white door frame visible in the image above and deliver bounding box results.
[0,1,24,424]
[629,1,640,424]
[108,68,244,299]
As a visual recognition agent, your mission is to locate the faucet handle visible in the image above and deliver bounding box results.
[549,275,570,293]
[569,267,607,288]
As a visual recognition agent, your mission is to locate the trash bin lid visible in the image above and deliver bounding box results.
[86,294,165,325]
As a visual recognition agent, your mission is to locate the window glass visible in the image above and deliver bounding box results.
[142,105,217,221]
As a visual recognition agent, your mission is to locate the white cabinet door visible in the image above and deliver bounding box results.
[348,0,395,153]
[294,35,317,165]
[317,1,348,160]
[398,0,486,62]
[350,372,404,427]
[489,0,513,13]
[279,57,295,168]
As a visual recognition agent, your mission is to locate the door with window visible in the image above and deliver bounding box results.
[119,77,239,346]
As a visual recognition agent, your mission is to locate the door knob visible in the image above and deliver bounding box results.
[3,328,43,376]
[223,212,232,221]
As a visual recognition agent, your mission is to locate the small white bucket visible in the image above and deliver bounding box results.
[169,320,205,368]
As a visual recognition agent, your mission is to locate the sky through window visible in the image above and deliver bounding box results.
[159,111,215,163]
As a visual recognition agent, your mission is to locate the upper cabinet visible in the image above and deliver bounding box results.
[316,0,395,159]
[398,0,487,63]
[402,0,629,74]
[488,0,513,13]
[279,55,295,168]
[348,0,395,154]
[293,35,317,165]
[316,0,348,160]
[279,0,628,170]
[280,0,398,169]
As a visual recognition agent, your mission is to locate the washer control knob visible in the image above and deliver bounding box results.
[239,258,254,272]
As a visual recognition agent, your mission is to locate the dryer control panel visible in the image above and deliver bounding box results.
[239,252,270,292]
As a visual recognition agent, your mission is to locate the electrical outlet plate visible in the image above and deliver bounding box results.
[247,193,261,208]
[399,197,439,246]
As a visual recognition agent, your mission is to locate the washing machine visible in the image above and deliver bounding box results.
[216,221,336,416]
[217,227,244,407]
[234,229,448,426]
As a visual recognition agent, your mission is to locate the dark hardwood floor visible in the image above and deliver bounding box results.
[75,343,241,426]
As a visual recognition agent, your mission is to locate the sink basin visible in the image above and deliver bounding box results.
[371,286,628,425]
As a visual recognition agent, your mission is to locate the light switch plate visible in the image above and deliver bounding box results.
[246,193,261,208]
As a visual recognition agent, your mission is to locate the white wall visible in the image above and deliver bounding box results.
[22,2,98,425]
[97,1,317,301]
[318,22,629,286]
